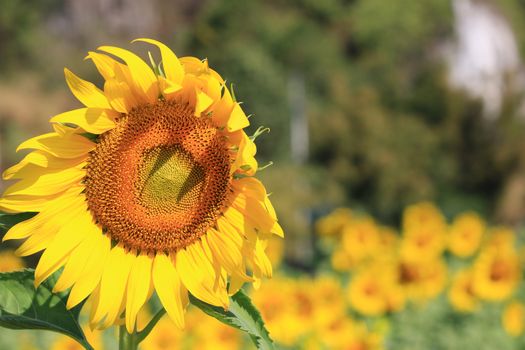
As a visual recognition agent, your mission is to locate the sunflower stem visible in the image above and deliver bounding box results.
[119,325,139,350]
[136,307,167,343]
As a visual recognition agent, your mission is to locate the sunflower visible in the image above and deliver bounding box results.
[502,301,525,337]
[315,207,352,237]
[472,248,520,301]
[447,212,485,258]
[341,217,382,265]
[399,203,446,264]
[0,39,283,332]
[348,263,405,316]
[448,269,478,312]
[397,258,447,302]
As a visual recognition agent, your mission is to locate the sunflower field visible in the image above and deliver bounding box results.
[2,201,525,349]
[3,0,525,349]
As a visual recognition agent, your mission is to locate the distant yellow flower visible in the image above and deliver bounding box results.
[0,39,283,332]
[141,316,182,350]
[348,264,405,316]
[193,312,241,350]
[448,269,478,312]
[472,249,520,301]
[310,317,384,350]
[251,278,304,346]
[485,227,516,253]
[400,203,446,263]
[377,227,399,253]
[330,248,354,272]
[51,326,102,350]
[502,301,525,337]
[312,276,346,319]
[402,202,446,233]
[448,212,485,257]
[397,258,447,302]
[0,250,24,272]
[315,208,352,237]
[341,217,381,265]
[400,227,446,263]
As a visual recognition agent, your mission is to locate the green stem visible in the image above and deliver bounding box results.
[119,325,139,350]
[118,308,166,349]
[136,307,167,343]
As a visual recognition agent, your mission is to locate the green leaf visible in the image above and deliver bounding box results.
[189,290,275,350]
[0,212,37,234]
[0,269,93,350]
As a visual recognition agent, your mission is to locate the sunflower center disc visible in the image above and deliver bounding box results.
[138,146,206,214]
[85,100,232,253]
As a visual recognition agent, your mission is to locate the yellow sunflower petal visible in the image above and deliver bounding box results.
[125,253,153,333]
[228,273,247,295]
[206,227,250,280]
[3,166,85,197]
[98,46,159,103]
[17,132,95,159]
[104,79,138,113]
[153,254,186,329]
[53,229,100,292]
[90,245,134,326]
[133,38,184,85]
[159,76,182,94]
[3,151,86,180]
[50,108,117,134]
[3,187,83,241]
[0,195,55,214]
[254,238,272,278]
[176,241,228,308]
[64,68,111,109]
[227,103,250,132]
[34,205,93,286]
[86,51,119,81]
[67,234,111,309]
[222,205,257,238]
[195,90,214,116]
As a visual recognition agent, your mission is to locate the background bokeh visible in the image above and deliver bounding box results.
[2,0,525,349]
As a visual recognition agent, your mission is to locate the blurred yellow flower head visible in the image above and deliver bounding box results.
[448,269,478,312]
[502,301,525,337]
[447,212,485,258]
[397,258,447,302]
[472,248,521,301]
[315,208,353,237]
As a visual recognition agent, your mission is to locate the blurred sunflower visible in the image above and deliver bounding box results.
[341,217,381,265]
[397,258,447,302]
[447,212,485,258]
[141,317,181,350]
[51,326,102,350]
[0,39,283,332]
[402,202,446,233]
[315,207,352,237]
[0,250,24,272]
[251,278,304,346]
[348,263,405,316]
[485,227,516,253]
[472,248,520,301]
[502,301,525,337]
[448,269,478,312]
[400,203,446,263]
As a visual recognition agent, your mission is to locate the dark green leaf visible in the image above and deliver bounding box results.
[190,290,275,350]
[0,269,93,350]
[0,212,37,234]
